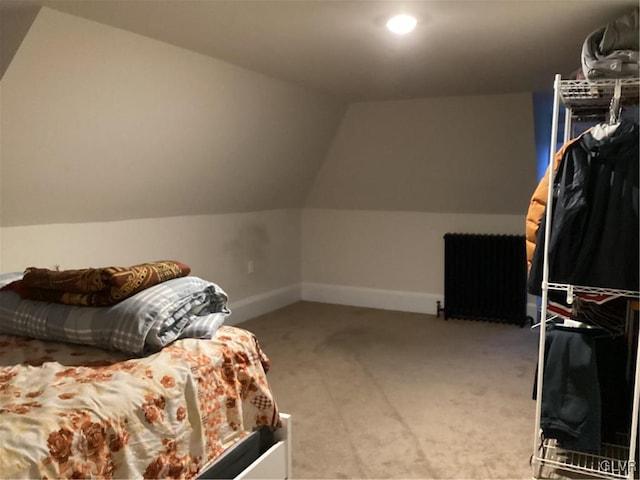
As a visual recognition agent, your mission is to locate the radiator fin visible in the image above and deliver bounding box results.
[443,233,527,326]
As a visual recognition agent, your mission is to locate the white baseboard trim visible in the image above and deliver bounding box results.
[227,284,302,325]
[301,282,442,315]
[225,282,539,324]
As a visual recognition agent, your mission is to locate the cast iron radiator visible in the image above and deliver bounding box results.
[440,233,528,326]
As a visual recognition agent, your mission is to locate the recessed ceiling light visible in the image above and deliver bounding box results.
[386,14,417,35]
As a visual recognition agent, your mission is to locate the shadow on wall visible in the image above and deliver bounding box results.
[225,223,270,276]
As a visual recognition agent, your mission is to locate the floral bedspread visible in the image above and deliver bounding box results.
[0,326,280,479]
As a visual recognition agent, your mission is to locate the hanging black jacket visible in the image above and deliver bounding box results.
[529,120,639,294]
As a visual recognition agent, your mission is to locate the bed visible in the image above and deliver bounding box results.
[0,269,291,479]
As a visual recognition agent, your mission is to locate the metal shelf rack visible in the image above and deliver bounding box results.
[537,438,631,480]
[531,75,640,480]
[548,283,640,303]
[558,78,640,122]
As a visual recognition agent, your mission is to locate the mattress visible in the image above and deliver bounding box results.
[0,325,281,479]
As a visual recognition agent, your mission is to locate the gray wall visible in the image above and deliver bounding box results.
[1,7,538,317]
[306,94,537,214]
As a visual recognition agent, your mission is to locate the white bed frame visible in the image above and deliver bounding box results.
[236,413,292,480]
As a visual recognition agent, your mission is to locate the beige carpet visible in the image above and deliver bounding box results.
[240,301,541,479]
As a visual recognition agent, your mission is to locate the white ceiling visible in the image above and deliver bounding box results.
[3,0,639,101]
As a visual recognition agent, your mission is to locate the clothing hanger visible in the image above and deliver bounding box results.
[530,314,594,330]
[531,286,601,332]
[590,79,623,140]
[608,79,622,125]
[531,317,601,333]
[531,316,558,330]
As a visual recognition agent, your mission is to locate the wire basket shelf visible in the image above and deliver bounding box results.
[535,438,634,480]
[558,78,640,122]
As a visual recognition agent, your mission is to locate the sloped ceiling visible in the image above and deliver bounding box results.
[1,7,346,226]
[1,0,638,100]
[0,1,637,227]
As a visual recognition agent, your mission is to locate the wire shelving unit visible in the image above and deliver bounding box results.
[531,75,640,480]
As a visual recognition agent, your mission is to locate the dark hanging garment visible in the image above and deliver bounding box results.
[539,326,602,453]
[594,333,633,444]
[545,140,593,284]
[528,120,639,293]
[572,123,639,290]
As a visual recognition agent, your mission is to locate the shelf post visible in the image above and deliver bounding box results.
[532,73,562,476]
[627,307,640,480]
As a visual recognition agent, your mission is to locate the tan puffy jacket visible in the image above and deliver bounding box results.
[525,131,591,273]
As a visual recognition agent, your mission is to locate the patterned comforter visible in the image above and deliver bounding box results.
[0,326,280,479]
